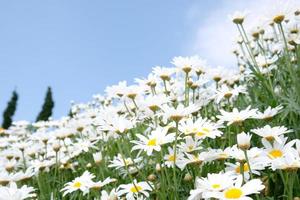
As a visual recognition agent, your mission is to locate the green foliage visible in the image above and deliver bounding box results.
[36,87,55,122]
[1,90,18,129]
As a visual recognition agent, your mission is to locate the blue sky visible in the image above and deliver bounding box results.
[0,0,291,122]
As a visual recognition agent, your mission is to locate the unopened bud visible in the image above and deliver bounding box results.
[147,174,156,181]
[183,173,193,182]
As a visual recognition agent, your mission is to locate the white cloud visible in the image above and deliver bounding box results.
[185,0,300,67]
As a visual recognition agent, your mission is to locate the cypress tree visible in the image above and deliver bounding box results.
[68,109,74,118]
[2,90,18,129]
[36,87,54,122]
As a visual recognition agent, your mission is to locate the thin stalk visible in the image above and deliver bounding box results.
[243,150,253,179]
[184,72,189,107]
[163,80,169,96]
[172,121,180,199]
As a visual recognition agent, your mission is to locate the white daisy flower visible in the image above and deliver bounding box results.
[217,106,258,125]
[60,171,95,196]
[131,127,175,156]
[251,125,292,144]
[208,175,265,200]
[255,105,283,120]
[117,179,153,200]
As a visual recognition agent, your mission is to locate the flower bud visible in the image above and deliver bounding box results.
[237,132,252,150]
[155,163,161,172]
[93,152,103,165]
[183,173,193,182]
[147,174,156,181]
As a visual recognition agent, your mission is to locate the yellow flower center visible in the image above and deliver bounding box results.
[265,136,275,142]
[196,131,204,137]
[234,117,243,123]
[188,145,194,151]
[214,76,221,82]
[273,14,285,23]
[73,181,81,188]
[147,138,157,146]
[224,92,233,98]
[130,185,143,193]
[196,127,210,137]
[202,127,210,132]
[124,159,132,166]
[235,163,249,174]
[225,188,243,199]
[192,127,198,132]
[268,149,283,159]
[185,128,197,135]
[212,184,221,189]
[219,153,228,158]
[168,155,176,161]
[192,154,199,160]
[182,65,192,73]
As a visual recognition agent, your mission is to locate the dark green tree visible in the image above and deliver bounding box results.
[68,109,74,118]
[36,87,54,122]
[2,90,18,129]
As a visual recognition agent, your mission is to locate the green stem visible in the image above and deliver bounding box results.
[243,150,253,179]
[240,161,245,184]
[184,72,189,107]
[173,121,179,199]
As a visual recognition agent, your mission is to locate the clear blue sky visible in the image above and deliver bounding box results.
[0,0,224,122]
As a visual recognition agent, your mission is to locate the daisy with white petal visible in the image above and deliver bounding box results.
[0,182,36,200]
[164,147,185,168]
[117,179,153,200]
[90,177,117,190]
[214,84,247,104]
[108,154,142,170]
[225,161,265,180]
[171,56,201,74]
[264,0,296,24]
[179,117,223,139]
[251,125,292,144]
[141,94,170,113]
[255,105,283,120]
[228,10,249,24]
[131,127,175,156]
[178,136,202,153]
[152,66,175,81]
[229,145,263,163]
[60,171,95,196]
[209,147,232,161]
[100,188,118,200]
[99,116,136,134]
[208,175,265,200]
[178,152,210,170]
[207,66,229,83]
[105,81,128,98]
[193,58,208,75]
[118,164,144,178]
[261,136,296,163]
[72,138,98,153]
[271,151,300,171]
[162,104,200,123]
[178,118,197,136]
[255,54,278,69]
[188,172,235,200]
[134,73,158,91]
[11,167,35,182]
[217,106,258,126]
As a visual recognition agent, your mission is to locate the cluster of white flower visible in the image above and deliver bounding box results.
[0,4,299,200]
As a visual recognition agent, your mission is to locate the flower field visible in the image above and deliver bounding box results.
[1,7,300,200]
